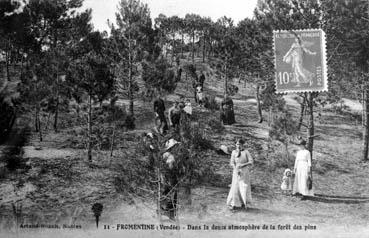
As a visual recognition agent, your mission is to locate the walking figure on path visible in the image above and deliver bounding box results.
[227,138,254,211]
[292,139,314,199]
[221,93,235,125]
[153,95,168,135]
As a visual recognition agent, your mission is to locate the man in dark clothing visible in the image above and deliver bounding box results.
[199,72,205,88]
[221,93,236,125]
[153,96,168,134]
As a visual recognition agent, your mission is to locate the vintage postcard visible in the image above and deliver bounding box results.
[0,0,368,238]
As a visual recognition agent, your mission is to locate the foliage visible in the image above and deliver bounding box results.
[207,117,224,133]
[203,95,220,111]
[269,110,298,145]
[142,56,178,94]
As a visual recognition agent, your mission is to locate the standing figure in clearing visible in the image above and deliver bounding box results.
[293,139,314,199]
[153,95,168,134]
[221,93,235,125]
[227,138,253,210]
[161,139,180,220]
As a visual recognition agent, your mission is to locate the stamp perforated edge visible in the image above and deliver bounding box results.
[272,28,328,94]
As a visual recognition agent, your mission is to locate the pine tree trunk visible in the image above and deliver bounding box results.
[284,142,289,161]
[256,84,263,123]
[307,93,315,158]
[54,94,59,133]
[202,32,206,63]
[362,85,365,130]
[181,34,184,57]
[268,106,273,127]
[88,94,92,162]
[363,88,369,161]
[224,62,228,95]
[5,39,10,82]
[156,158,162,221]
[192,32,195,63]
[35,108,39,132]
[171,33,175,65]
[37,107,42,142]
[110,124,116,157]
[298,96,306,130]
[128,36,134,117]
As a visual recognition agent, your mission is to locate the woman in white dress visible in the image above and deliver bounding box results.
[293,139,314,199]
[226,139,254,210]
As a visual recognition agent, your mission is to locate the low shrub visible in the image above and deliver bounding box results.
[207,118,224,133]
[204,96,219,111]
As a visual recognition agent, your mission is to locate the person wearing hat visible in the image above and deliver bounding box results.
[226,138,253,211]
[281,168,293,195]
[153,95,168,135]
[161,139,180,219]
[183,98,192,117]
[292,139,314,199]
[142,132,159,170]
[168,101,184,129]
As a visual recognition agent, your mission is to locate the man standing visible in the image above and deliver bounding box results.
[199,72,206,88]
[168,101,184,129]
[153,95,168,134]
[161,139,180,220]
[221,93,235,125]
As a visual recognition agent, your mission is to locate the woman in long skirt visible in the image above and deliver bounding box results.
[293,139,314,199]
[227,139,254,210]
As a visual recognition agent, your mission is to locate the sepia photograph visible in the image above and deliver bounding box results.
[0,0,369,237]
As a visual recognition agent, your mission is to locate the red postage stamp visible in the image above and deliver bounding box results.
[273,29,327,93]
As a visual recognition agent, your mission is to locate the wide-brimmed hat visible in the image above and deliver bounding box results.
[146,132,154,139]
[165,139,179,151]
[219,145,230,155]
[298,139,307,146]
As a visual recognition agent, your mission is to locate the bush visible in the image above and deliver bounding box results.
[207,118,224,133]
[227,84,239,96]
[125,115,135,130]
[191,127,214,151]
[204,96,219,111]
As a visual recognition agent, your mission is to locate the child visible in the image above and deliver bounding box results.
[196,85,204,107]
[281,168,292,195]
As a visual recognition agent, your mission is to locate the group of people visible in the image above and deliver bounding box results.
[142,132,180,220]
[280,139,314,199]
[226,138,314,212]
[153,95,192,135]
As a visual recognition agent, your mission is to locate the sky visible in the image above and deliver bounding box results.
[82,0,258,32]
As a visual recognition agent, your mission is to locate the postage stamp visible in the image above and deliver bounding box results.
[273,29,328,94]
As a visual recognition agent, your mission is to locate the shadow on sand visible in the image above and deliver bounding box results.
[304,194,369,204]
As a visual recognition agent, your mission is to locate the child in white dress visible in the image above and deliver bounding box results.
[281,168,292,195]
